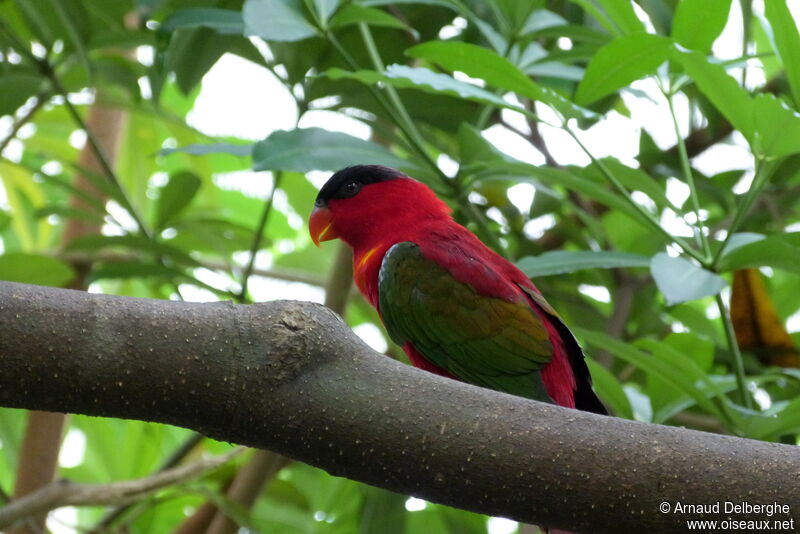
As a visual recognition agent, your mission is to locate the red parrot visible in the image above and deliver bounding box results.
[309,165,605,414]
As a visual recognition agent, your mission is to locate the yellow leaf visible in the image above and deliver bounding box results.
[731,269,800,368]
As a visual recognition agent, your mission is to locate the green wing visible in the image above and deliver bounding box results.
[378,242,553,401]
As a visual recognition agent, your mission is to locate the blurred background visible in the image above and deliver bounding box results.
[1,0,799,532]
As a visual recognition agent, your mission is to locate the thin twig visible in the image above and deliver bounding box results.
[57,250,328,287]
[40,62,153,241]
[594,273,641,367]
[716,293,753,409]
[238,171,283,302]
[327,27,505,255]
[711,159,778,268]
[665,87,712,260]
[0,449,242,530]
[564,126,708,265]
[90,432,206,531]
[0,92,49,154]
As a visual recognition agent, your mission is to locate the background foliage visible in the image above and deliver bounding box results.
[1,0,799,532]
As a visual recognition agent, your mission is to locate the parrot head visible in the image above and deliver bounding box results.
[309,165,450,248]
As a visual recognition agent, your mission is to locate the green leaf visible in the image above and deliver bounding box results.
[585,359,634,419]
[577,328,731,423]
[93,56,144,97]
[575,33,672,106]
[330,5,412,32]
[407,40,594,119]
[88,261,182,283]
[314,0,340,24]
[524,60,584,82]
[639,335,716,422]
[169,218,254,255]
[159,8,245,35]
[362,0,456,8]
[0,253,75,287]
[252,127,408,172]
[592,0,646,34]
[568,0,645,35]
[520,9,568,35]
[764,0,800,108]
[359,486,406,534]
[717,235,800,274]
[650,253,727,305]
[517,250,651,277]
[671,0,732,52]
[383,64,511,108]
[87,261,218,292]
[164,28,237,95]
[155,171,202,230]
[194,486,255,529]
[488,162,654,227]
[668,303,723,346]
[591,158,672,209]
[0,73,44,116]
[66,235,201,267]
[674,49,754,139]
[720,232,766,255]
[0,407,25,487]
[0,161,48,250]
[739,398,800,440]
[92,261,231,296]
[0,210,10,232]
[752,93,800,158]
[47,0,91,75]
[35,205,105,224]
[457,123,516,167]
[243,0,318,42]
[325,66,513,110]
[161,143,253,157]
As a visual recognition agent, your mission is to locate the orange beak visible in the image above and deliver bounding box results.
[309,206,339,247]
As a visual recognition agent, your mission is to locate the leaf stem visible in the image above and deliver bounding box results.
[238,171,282,302]
[0,92,49,154]
[35,56,191,300]
[328,26,505,254]
[711,159,777,268]
[355,23,443,180]
[666,90,712,261]
[564,126,708,265]
[325,34,427,167]
[357,23,505,253]
[739,0,752,87]
[716,293,753,409]
[42,62,153,241]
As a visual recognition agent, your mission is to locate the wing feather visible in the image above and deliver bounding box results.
[378,242,553,401]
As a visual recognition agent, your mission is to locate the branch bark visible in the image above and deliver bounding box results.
[1,281,798,533]
[11,84,130,534]
[205,243,353,534]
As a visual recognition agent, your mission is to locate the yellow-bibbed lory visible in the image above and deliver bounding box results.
[309,165,606,414]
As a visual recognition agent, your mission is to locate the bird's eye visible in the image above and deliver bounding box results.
[342,181,361,197]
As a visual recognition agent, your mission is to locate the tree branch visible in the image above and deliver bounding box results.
[205,243,353,534]
[0,448,241,529]
[0,281,798,533]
